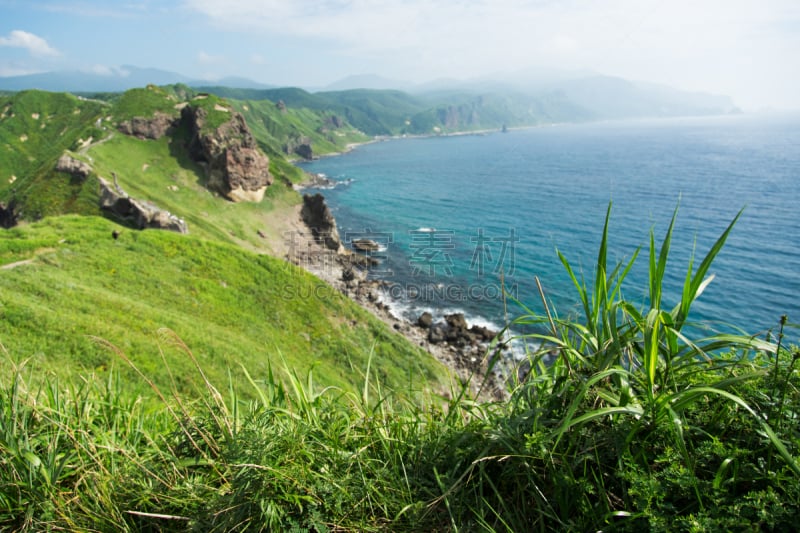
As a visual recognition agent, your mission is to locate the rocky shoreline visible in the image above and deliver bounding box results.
[287,192,510,401]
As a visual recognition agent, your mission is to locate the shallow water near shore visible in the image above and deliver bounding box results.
[300,114,800,338]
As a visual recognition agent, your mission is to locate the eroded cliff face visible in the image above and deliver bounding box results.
[117,112,177,140]
[182,106,273,202]
[98,176,188,233]
[55,154,93,179]
[300,193,342,251]
[0,200,18,229]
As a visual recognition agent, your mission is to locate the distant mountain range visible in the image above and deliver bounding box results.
[0,65,276,93]
[0,65,740,132]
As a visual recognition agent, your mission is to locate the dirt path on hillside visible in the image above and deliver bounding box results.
[0,258,35,270]
[1,247,56,270]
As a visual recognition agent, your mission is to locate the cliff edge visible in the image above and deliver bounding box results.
[183,104,273,202]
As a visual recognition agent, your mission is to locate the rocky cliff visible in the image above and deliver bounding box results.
[117,112,177,140]
[0,200,17,229]
[98,176,188,233]
[55,154,93,179]
[182,105,273,202]
[300,193,342,251]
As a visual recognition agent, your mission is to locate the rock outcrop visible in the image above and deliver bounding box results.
[55,154,93,179]
[183,106,272,202]
[118,112,177,140]
[98,176,188,233]
[284,135,313,160]
[418,312,434,329]
[300,193,341,251]
[352,239,381,252]
[423,312,498,347]
[0,200,18,229]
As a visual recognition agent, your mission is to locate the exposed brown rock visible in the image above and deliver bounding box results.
[118,112,177,140]
[98,176,188,234]
[284,135,313,160]
[0,200,18,229]
[300,193,341,251]
[352,238,381,252]
[470,324,498,342]
[418,312,433,329]
[55,154,93,179]
[183,106,272,202]
[445,313,469,331]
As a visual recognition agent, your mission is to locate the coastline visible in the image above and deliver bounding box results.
[286,130,545,399]
[281,197,509,400]
[289,124,539,163]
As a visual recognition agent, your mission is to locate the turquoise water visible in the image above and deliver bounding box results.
[300,114,800,335]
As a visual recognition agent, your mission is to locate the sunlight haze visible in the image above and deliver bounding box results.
[0,0,798,110]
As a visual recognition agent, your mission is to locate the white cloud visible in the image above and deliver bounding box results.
[81,65,132,77]
[197,50,225,64]
[183,0,800,108]
[0,30,61,57]
[37,1,155,19]
[0,64,43,77]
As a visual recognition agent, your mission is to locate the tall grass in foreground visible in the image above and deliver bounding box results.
[444,205,799,530]
[0,206,798,531]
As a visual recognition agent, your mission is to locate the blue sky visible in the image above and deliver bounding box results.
[1,0,799,109]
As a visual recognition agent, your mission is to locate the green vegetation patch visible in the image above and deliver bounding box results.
[232,98,370,160]
[0,90,106,200]
[111,85,180,122]
[0,216,448,400]
[0,206,797,531]
[86,131,300,251]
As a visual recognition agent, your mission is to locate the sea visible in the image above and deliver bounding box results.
[299,113,800,344]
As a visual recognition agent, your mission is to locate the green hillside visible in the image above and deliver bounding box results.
[199,85,581,136]
[0,91,107,219]
[0,91,106,187]
[230,98,370,159]
[0,86,797,531]
[0,87,453,399]
[0,216,448,399]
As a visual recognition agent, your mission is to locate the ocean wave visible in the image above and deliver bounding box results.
[375,286,532,362]
[299,173,355,190]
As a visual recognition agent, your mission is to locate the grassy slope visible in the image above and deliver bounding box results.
[86,124,301,254]
[1,88,798,531]
[0,216,449,399]
[232,98,370,157]
[0,87,452,401]
[1,210,796,532]
[0,91,107,217]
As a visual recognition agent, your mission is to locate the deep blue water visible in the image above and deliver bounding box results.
[300,114,800,337]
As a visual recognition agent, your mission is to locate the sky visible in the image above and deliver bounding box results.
[0,0,799,110]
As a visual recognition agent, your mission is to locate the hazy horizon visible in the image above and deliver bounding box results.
[1,0,799,111]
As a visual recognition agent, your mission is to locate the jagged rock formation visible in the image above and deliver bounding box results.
[418,312,434,329]
[0,201,18,229]
[352,239,380,252]
[437,104,481,130]
[300,193,341,251]
[55,154,93,179]
[283,135,313,160]
[118,112,177,140]
[98,176,188,233]
[183,106,272,202]
[423,312,498,347]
